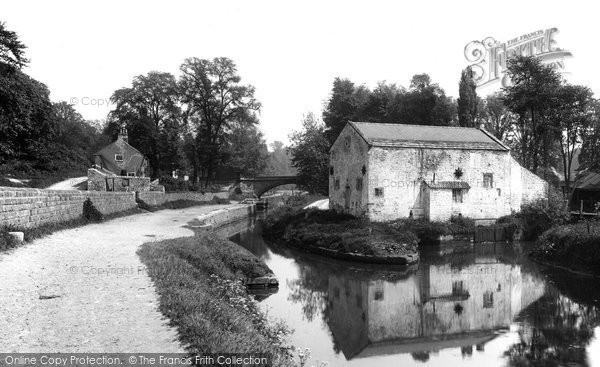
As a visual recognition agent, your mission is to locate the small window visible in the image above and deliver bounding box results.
[356,178,363,191]
[483,173,494,188]
[374,187,384,197]
[452,281,465,296]
[122,178,129,187]
[334,179,340,191]
[127,172,135,177]
[497,188,501,196]
[115,154,124,162]
[452,189,463,203]
[483,291,494,308]
[329,166,334,176]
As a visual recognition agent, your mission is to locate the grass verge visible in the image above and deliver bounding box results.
[137,234,293,364]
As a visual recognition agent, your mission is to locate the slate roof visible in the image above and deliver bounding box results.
[425,181,471,189]
[349,122,509,151]
[94,137,146,175]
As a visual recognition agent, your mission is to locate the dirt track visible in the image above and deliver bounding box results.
[0,205,229,352]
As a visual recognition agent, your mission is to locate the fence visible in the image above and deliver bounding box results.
[474,224,516,243]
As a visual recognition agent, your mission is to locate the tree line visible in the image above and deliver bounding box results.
[290,56,600,196]
[0,21,292,187]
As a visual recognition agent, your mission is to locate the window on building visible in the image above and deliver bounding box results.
[483,173,494,188]
[452,189,463,203]
[452,280,465,296]
[115,154,124,162]
[127,172,135,177]
[334,179,340,190]
[374,284,384,301]
[122,178,129,187]
[483,291,494,308]
[497,188,501,196]
[374,187,384,197]
[356,178,363,191]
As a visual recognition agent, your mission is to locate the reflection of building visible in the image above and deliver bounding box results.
[327,259,545,359]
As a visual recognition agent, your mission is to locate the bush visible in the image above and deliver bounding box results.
[534,221,600,275]
[517,188,570,240]
[0,227,19,251]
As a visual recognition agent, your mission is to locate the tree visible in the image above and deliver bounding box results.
[322,78,364,144]
[481,92,515,141]
[222,123,268,177]
[548,84,595,194]
[108,71,182,177]
[457,67,479,127]
[503,56,563,174]
[289,113,329,195]
[398,74,456,126]
[265,141,296,176]
[179,57,260,185]
[0,21,28,72]
[580,100,600,172]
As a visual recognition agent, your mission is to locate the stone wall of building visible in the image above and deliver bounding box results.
[329,124,369,216]
[509,156,548,210]
[0,187,137,228]
[87,168,151,192]
[365,146,513,221]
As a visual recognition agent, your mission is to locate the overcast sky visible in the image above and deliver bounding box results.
[2,0,598,145]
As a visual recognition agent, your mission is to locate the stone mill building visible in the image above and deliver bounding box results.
[329,122,547,222]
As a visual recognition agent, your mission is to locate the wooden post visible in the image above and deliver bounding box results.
[580,200,584,215]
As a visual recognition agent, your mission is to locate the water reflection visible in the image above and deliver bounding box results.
[230,220,600,366]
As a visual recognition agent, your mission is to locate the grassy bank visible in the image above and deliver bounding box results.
[137,233,293,364]
[532,221,600,276]
[264,208,419,262]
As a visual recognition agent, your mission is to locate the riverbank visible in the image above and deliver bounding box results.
[137,233,292,362]
[263,208,420,264]
[531,221,600,277]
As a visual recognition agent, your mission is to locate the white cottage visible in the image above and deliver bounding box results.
[329,122,547,222]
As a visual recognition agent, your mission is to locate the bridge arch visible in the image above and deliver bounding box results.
[238,176,299,198]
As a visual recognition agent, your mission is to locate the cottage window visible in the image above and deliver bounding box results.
[452,189,463,203]
[356,178,363,191]
[115,154,124,162]
[483,291,494,308]
[374,187,384,197]
[483,173,494,188]
[334,178,340,191]
[122,178,129,187]
[127,172,135,177]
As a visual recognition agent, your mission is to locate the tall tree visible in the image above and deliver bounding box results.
[399,74,456,126]
[548,84,595,194]
[580,100,600,172]
[481,92,515,141]
[108,71,181,177]
[179,57,260,185]
[457,67,479,127]
[322,78,363,144]
[265,141,296,176]
[222,122,268,177]
[0,21,28,72]
[503,56,563,174]
[289,113,329,195]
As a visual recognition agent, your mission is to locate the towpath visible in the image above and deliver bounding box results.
[0,204,234,352]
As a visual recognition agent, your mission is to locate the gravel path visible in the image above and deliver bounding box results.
[0,205,231,352]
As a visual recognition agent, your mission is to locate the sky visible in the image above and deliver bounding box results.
[2,0,599,145]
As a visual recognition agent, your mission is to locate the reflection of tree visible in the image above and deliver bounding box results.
[505,289,600,367]
[286,264,329,322]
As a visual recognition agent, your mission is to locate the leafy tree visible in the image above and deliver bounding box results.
[399,74,456,126]
[0,21,28,72]
[179,57,260,185]
[289,113,329,195]
[108,71,182,177]
[580,99,600,172]
[481,92,515,141]
[457,67,479,127]
[547,84,595,195]
[322,78,365,144]
[221,123,268,177]
[265,141,296,176]
[503,56,563,173]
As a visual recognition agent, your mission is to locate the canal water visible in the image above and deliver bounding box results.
[229,218,600,367]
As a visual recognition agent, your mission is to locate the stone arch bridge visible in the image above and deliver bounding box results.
[238,176,299,197]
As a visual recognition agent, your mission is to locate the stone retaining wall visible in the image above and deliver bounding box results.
[137,191,230,206]
[196,204,256,228]
[0,187,137,228]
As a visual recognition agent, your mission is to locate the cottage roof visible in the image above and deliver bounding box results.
[349,122,509,151]
[94,137,146,174]
[425,181,471,189]
[573,171,600,190]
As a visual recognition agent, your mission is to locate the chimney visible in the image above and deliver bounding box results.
[118,126,128,143]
